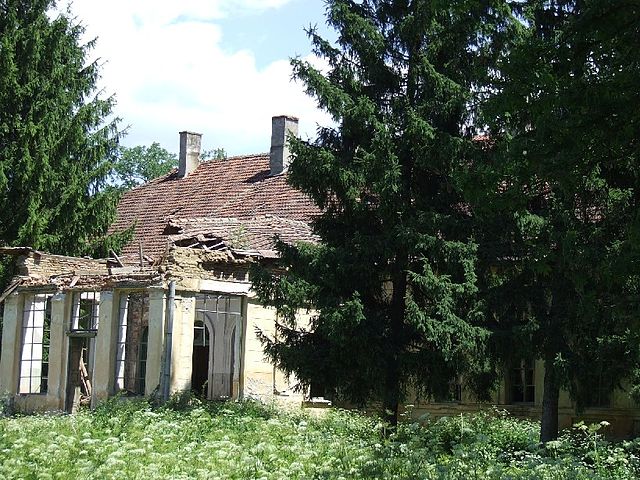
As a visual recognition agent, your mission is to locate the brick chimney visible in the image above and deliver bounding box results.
[178,131,202,178]
[269,115,299,176]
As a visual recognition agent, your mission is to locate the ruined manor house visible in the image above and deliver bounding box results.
[1,116,639,437]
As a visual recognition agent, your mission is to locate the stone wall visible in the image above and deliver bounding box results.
[18,252,108,279]
[165,247,250,283]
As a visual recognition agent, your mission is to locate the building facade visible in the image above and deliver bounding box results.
[1,115,639,438]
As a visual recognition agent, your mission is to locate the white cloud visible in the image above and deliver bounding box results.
[57,0,331,155]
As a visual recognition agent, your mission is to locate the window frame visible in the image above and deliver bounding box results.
[114,291,149,395]
[69,291,100,334]
[509,359,536,405]
[18,293,53,395]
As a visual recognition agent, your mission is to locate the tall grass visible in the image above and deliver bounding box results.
[0,397,638,479]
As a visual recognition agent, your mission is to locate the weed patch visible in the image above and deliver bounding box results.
[0,401,638,479]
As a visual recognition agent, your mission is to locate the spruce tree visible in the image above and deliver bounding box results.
[471,0,640,441]
[252,0,513,423]
[0,0,126,287]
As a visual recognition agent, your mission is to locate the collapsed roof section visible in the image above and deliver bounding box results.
[0,247,160,293]
[166,215,320,259]
[109,153,320,262]
[1,117,322,297]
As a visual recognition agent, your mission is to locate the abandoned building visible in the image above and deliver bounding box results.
[1,115,639,437]
[0,115,317,413]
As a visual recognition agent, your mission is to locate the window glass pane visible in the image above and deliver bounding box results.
[70,292,100,331]
[18,295,52,394]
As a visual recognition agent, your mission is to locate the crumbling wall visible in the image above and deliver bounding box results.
[165,247,250,283]
[18,253,108,279]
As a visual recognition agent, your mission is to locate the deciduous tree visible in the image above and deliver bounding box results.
[112,143,177,189]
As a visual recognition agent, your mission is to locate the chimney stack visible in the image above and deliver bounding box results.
[178,131,202,178]
[270,115,299,176]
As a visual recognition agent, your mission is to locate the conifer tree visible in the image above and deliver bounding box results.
[471,0,640,441]
[0,0,126,285]
[252,0,513,424]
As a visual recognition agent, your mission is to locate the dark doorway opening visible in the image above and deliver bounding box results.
[191,319,210,397]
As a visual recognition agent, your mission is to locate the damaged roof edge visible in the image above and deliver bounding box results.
[0,246,114,264]
[0,279,23,304]
[0,246,38,256]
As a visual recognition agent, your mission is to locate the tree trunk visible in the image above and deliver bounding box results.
[384,249,408,428]
[540,349,560,443]
[382,358,400,427]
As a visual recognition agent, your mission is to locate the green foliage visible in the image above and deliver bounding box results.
[252,0,515,423]
[112,143,177,189]
[110,144,229,190]
[468,0,640,440]
[1,401,638,479]
[201,147,228,161]
[0,0,128,265]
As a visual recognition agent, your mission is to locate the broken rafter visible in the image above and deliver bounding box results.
[138,242,144,268]
[0,279,22,304]
[109,249,125,267]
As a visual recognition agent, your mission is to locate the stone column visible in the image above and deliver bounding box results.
[146,287,166,396]
[92,291,115,405]
[0,292,22,395]
[47,292,67,409]
[170,294,195,394]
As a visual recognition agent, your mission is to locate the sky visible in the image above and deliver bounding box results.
[59,0,334,156]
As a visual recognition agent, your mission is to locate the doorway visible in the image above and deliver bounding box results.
[191,319,210,397]
[191,294,241,399]
[64,335,95,413]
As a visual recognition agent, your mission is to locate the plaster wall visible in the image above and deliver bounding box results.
[93,291,116,403]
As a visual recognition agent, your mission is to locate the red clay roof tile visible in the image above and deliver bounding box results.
[110,154,319,260]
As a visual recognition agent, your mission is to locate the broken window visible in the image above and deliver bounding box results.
[19,294,52,394]
[114,292,149,394]
[70,291,100,332]
[191,318,211,395]
[65,292,100,409]
[584,361,613,408]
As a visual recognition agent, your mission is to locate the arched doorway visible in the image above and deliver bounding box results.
[192,294,241,399]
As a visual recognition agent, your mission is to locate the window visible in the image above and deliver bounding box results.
[70,292,99,332]
[193,319,210,347]
[136,327,149,394]
[195,294,242,323]
[585,363,612,408]
[19,294,52,394]
[434,378,463,403]
[114,292,149,394]
[510,360,535,404]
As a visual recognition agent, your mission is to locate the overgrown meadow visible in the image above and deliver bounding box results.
[1,398,639,479]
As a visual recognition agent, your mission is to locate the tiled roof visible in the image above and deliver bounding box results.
[110,154,319,260]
